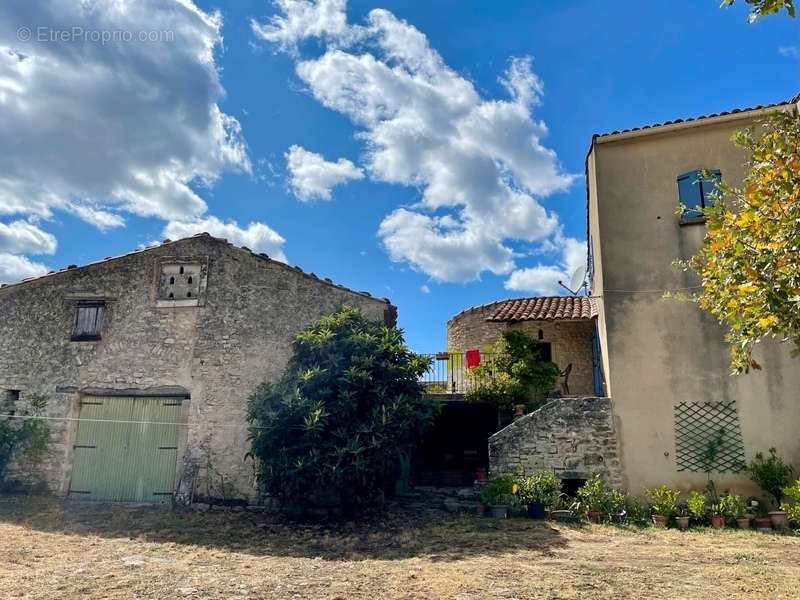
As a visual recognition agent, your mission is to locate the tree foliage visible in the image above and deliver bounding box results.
[679,112,800,373]
[247,306,437,510]
[0,393,50,489]
[466,330,560,412]
[723,0,796,21]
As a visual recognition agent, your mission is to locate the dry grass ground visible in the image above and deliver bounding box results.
[1,496,800,600]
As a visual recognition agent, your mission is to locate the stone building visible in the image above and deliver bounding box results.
[0,233,392,503]
[447,296,601,396]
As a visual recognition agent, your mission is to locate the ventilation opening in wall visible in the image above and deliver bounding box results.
[158,262,202,303]
[561,477,586,498]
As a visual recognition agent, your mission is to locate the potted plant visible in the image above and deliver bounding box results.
[780,479,800,530]
[675,503,690,531]
[606,489,627,524]
[550,493,581,523]
[748,448,794,530]
[577,474,609,524]
[719,492,748,528]
[646,485,680,527]
[709,502,725,529]
[687,490,707,526]
[751,500,773,531]
[518,470,559,519]
[480,474,516,519]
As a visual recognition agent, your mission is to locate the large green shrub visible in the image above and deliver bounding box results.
[465,330,559,413]
[247,306,437,510]
[479,474,517,506]
[576,474,612,514]
[646,485,680,517]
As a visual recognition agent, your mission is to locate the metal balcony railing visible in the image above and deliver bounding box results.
[418,351,499,394]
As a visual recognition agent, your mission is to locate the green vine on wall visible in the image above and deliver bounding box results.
[0,393,50,491]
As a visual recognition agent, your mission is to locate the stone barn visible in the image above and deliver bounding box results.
[0,233,393,504]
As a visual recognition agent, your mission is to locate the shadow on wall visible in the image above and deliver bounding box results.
[0,495,567,562]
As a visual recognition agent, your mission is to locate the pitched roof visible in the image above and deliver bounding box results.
[0,233,390,305]
[486,296,598,322]
[594,92,800,139]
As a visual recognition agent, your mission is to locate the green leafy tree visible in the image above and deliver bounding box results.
[677,112,800,373]
[0,393,50,488]
[723,0,796,21]
[466,330,560,412]
[247,306,437,510]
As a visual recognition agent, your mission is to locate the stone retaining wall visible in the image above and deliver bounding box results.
[488,396,622,488]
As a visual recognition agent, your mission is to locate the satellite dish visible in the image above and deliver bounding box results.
[558,266,587,296]
[569,265,587,294]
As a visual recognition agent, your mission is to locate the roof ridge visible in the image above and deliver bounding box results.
[450,295,598,324]
[0,233,389,304]
[594,93,798,139]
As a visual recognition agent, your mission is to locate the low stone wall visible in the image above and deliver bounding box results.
[488,396,622,488]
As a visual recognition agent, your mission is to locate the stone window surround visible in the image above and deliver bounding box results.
[154,256,209,308]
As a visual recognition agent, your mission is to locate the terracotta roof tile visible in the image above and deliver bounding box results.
[486,296,598,322]
[594,93,800,139]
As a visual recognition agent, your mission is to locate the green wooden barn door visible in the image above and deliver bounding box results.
[69,396,183,502]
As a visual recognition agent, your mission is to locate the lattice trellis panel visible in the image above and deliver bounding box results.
[674,401,745,472]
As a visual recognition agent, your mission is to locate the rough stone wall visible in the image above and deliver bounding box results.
[447,306,596,396]
[488,396,622,489]
[0,234,391,501]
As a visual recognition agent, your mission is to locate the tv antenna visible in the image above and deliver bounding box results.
[558,265,587,296]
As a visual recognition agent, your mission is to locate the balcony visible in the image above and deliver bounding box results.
[418,351,498,395]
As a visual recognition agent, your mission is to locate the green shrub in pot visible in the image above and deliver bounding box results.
[687,490,708,523]
[518,471,560,506]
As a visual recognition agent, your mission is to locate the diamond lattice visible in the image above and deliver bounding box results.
[674,401,745,473]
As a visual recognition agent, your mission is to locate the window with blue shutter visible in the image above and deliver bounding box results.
[677,169,721,218]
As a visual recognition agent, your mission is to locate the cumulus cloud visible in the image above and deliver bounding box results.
[504,237,587,295]
[0,1,290,283]
[779,46,799,59]
[285,145,364,200]
[0,253,49,284]
[0,221,57,255]
[254,2,575,282]
[163,217,287,262]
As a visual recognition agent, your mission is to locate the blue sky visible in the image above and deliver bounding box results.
[1,1,798,351]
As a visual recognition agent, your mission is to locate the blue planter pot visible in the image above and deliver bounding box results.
[527,502,546,519]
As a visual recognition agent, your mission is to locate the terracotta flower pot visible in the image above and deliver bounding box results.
[710,515,725,529]
[513,404,527,417]
[652,515,668,528]
[736,516,751,530]
[586,510,601,524]
[769,511,789,531]
[675,516,690,531]
[754,517,773,532]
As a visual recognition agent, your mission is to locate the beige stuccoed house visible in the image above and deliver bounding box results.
[0,233,393,504]
[472,93,800,500]
[586,93,800,495]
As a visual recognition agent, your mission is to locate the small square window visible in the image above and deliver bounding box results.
[677,169,721,218]
[72,302,104,341]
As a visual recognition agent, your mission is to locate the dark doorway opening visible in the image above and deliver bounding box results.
[561,477,587,498]
[412,401,497,487]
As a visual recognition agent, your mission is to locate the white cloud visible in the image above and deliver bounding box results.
[420,284,430,294]
[779,46,799,59]
[504,236,586,295]
[285,145,364,201]
[255,2,575,282]
[0,253,49,284]
[0,1,249,224]
[163,216,287,262]
[0,221,57,255]
[0,1,292,284]
[251,0,355,53]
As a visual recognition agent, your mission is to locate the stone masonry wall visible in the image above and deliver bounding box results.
[447,304,596,396]
[489,396,622,488]
[0,234,391,502]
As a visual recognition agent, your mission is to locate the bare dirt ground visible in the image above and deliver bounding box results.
[1,496,799,600]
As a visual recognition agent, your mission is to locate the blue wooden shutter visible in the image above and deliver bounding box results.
[677,170,703,217]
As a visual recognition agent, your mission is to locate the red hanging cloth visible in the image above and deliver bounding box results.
[465,348,481,369]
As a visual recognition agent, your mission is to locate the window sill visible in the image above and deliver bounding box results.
[679,215,707,227]
[156,298,200,308]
